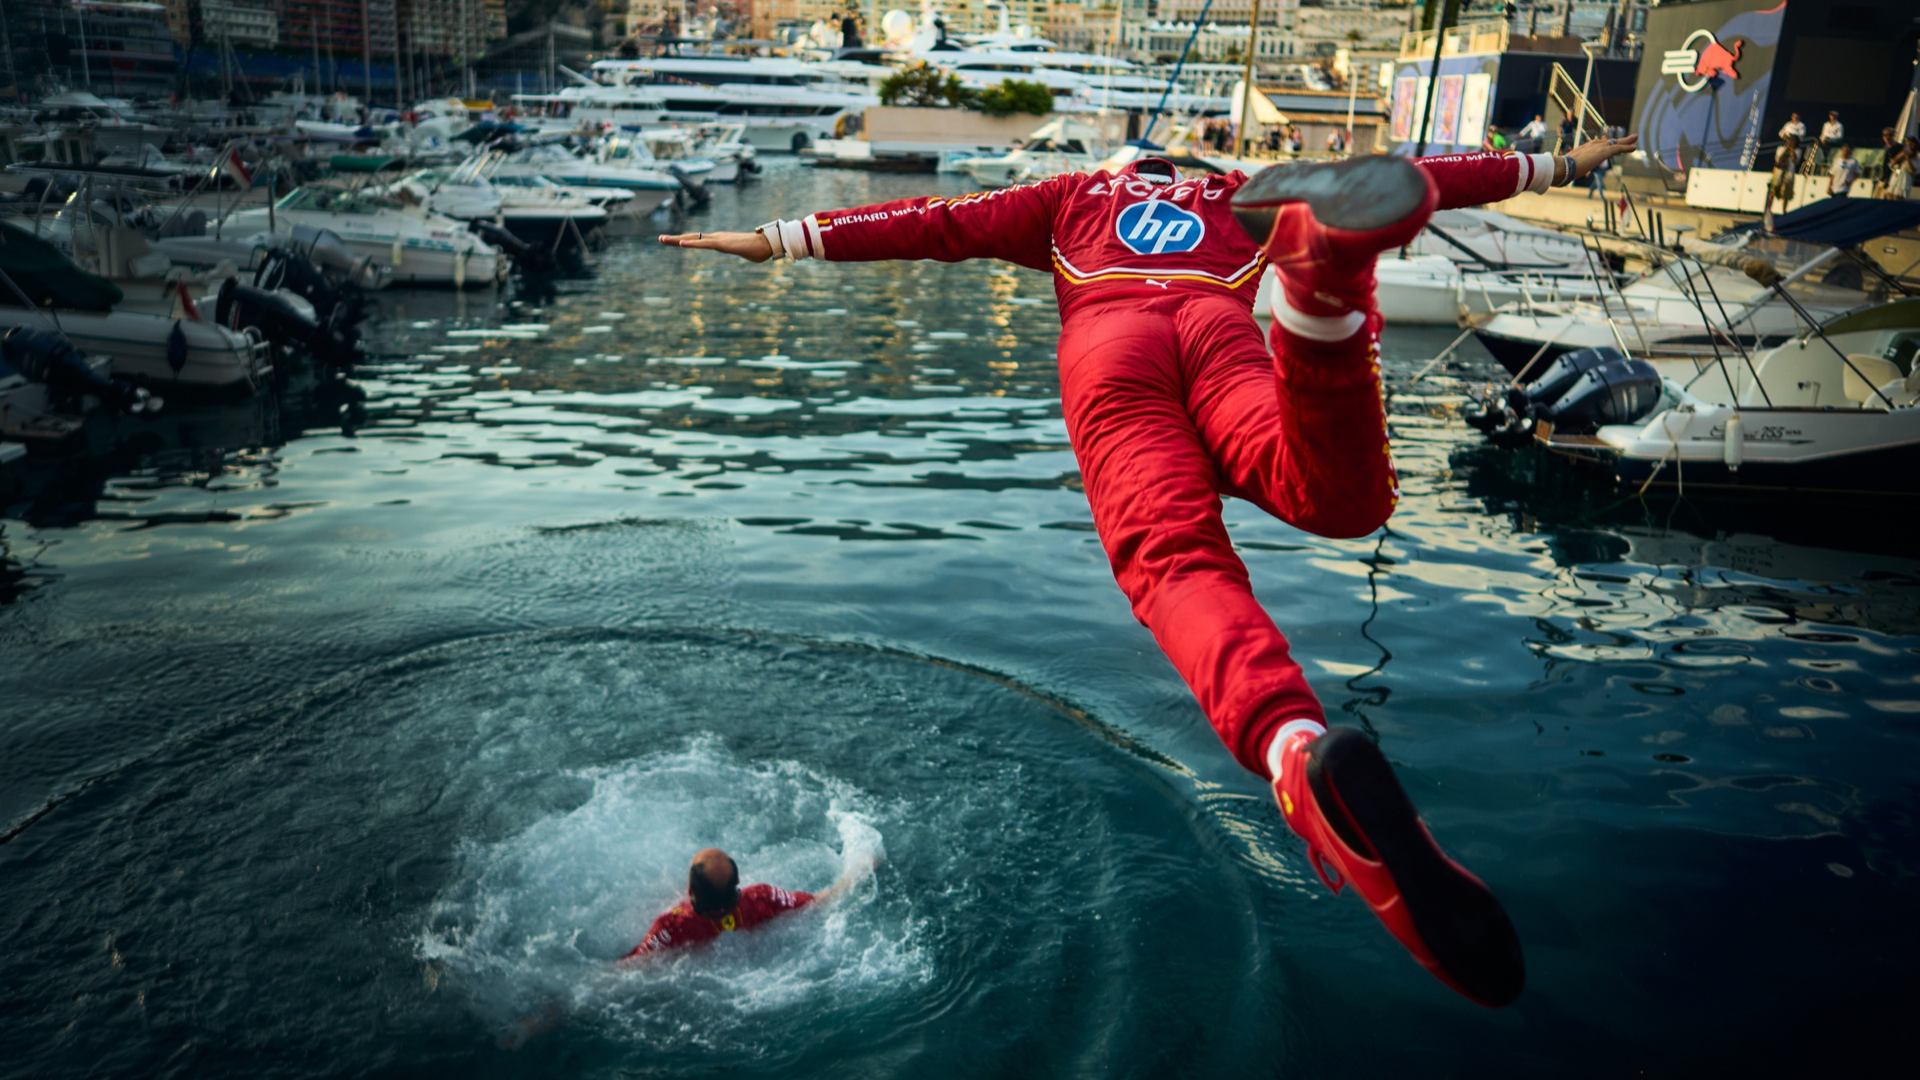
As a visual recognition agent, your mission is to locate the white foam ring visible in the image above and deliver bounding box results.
[416,735,925,1048]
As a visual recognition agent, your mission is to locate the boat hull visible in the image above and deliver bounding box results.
[1541,405,1920,496]
[0,308,267,388]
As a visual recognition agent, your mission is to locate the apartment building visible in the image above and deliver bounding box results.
[201,0,281,48]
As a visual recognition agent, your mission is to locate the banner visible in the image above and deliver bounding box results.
[1436,74,1465,146]
[1632,0,1787,170]
[1459,73,1492,148]
[1391,76,1415,141]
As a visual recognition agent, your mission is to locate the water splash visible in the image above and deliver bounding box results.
[418,736,927,1050]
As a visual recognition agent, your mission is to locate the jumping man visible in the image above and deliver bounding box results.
[663,136,1640,1007]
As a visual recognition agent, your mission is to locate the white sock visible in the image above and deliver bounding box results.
[1271,297,1366,342]
[1265,718,1329,781]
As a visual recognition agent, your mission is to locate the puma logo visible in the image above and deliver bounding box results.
[1145,279,1171,289]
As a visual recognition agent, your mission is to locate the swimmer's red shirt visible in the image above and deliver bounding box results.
[623,884,814,958]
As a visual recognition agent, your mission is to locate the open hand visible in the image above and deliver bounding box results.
[1567,133,1639,181]
[659,230,776,262]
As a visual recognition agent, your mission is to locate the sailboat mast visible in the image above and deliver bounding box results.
[1236,0,1262,158]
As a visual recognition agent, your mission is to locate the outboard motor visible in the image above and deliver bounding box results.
[217,277,320,363]
[469,220,546,272]
[291,225,387,291]
[255,246,365,368]
[1518,347,1629,411]
[1535,357,1664,433]
[667,164,710,209]
[1464,346,1660,448]
[1,327,161,416]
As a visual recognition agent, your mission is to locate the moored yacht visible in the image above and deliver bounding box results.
[584,57,878,152]
[218,187,502,288]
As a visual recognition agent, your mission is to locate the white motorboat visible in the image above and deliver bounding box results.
[218,187,502,288]
[373,164,609,250]
[591,136,715,183]
[1247,208,1611,327]
[31,92,173,155]
[632,126,741,183]
[0,218,267,388]
[0,307,267,390]
[1470,256,1869,378]
[484,173,673,218]
[681,122,760,181]
[493,143,686,192]
[1253,253,1611,328]
[1467,201,1916,378]
[958,118,1108,188]
[1502,298,1920,496]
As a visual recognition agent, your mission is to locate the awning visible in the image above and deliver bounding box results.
[1767,198,1920,248]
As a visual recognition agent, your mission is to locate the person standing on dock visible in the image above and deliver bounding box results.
[663,135,1640,1009]
[1766,135,1800,221]
[1518,114,1548,152]
[1829,146,1862,197]
[1820,112,1845,161]
[1779,113,1809,172]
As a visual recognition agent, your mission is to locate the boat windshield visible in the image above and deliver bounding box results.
[277,188,399,214]
[1021,137,1087,154]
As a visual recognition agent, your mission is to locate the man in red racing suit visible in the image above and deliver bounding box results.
[665,136,1640,1007]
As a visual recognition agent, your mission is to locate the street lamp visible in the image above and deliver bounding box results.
[1575,39,1602,143]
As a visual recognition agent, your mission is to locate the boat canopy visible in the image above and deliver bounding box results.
[1766,200,1920,248]
[1813,296,1920,336]
[0,221,123,312]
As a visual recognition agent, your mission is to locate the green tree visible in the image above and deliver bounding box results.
[971,79,1054,118]
[878,63,969,108]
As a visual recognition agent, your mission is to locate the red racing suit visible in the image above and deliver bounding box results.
[775,152,1554,776]
[623,884,815,959]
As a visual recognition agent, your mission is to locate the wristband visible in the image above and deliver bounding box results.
[1561,155,1577,185]
[756,220,785,260]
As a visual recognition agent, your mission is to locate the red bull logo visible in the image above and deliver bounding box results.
[1662,30,1743,93]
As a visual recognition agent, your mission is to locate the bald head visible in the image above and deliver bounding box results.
[688,848,740,916]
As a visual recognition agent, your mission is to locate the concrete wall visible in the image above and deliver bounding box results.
[859,107,1128,153]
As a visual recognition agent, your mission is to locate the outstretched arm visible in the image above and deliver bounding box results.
[1416,134,1641,210]
[812,853,881,906]
[660,174,1071,271]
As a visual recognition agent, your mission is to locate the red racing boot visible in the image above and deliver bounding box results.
[1271,724,1526,1007]
[1230,155,1439,319]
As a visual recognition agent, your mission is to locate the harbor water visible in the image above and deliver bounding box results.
[3,162,1918,1078]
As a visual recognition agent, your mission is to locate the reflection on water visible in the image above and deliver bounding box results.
[2,164,1918,1078]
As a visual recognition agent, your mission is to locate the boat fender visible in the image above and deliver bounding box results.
[167,321,189,375]
[454,249,467,289]
[1723,414,1743,471]
[391,238,404,269]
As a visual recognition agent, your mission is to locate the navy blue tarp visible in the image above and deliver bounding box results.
[1768,199,1920,248]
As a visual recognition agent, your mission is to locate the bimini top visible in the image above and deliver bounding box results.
[1767,198,1920,248]
[0,220,123,313]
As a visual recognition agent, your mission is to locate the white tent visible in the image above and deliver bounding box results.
[1227,82,1290,130]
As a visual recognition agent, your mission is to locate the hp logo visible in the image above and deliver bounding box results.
[1115,200,1205,255]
